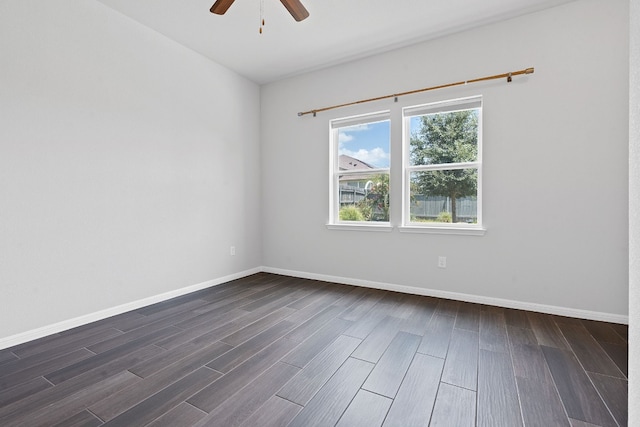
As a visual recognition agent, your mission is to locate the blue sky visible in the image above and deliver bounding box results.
[338,120,390,168]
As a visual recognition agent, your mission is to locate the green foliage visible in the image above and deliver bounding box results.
[339,205,365,221]
[436,211,452,223]
[360,174,390,221]
[410,110,478,222]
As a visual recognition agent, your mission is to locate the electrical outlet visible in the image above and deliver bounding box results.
[438,256,447,268]
[230,246,236,256]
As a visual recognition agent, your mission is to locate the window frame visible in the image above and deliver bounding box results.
[328,110,392,230]
[400,96,485,235]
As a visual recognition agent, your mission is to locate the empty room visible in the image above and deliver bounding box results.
[1,0,637,426]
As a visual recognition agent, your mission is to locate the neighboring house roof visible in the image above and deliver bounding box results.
[339,154,377,183]
[339,154,374,171]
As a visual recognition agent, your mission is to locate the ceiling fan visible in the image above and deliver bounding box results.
[210,0,310,22]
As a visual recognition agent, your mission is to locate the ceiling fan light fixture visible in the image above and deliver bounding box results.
[209,0,309,22]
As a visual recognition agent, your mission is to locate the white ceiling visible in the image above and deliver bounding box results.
[95,0,575,84]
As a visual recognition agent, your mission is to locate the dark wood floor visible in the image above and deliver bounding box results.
[0,273,628,427]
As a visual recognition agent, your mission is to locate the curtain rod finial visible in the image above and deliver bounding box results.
[525,67,535,74]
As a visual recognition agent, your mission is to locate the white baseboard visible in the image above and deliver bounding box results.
[262,266,629,325]
[1,265,627,350]
[0,267,261,350]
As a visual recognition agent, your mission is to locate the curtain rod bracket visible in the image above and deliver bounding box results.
[394,96,398,102]
[507,72,512,83]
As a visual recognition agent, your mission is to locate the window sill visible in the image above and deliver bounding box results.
[398,225,486,236]
[326,223,393,232]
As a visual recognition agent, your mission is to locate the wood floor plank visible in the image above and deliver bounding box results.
[117,298,208,333]
[188,337,299,413]
[343,304,387,340]
[15,370,140,427]
[0,345,157,424]
[434,298,460,317]
[127,340,230,378]
[280,317,354,368]
[510,342,569,426]
[45,330,173,385]
[588,373,628,427]
[580,320,627,346]
[541,346,617,427]
[0,349,19,366]
[90,341,230,421]
[503,308,532,329]
[479,311,508,353]
[339,291,383,322]
[417,313,455,358]
[569,420,602,427]
[336,389,392,427]
[599,341,628,377]
[510,342,550,379]
[528,312,570,349]
[362,331,421,398]
[157,309,262,351]
[133,294,208,318]
[277,334,362,405]
[0,348,94,390]
[102,367,219,427]
[221,307,296,347]
[382,353,444,427]
[608,323,628,342]
[455,302,481,332]
[284,305,344,343]
[51,410,103,427]
[86,322,182,354]
[557,323,625,378]
[350,315,405,363]
[146,402,206,427]
[477,349,523,427]
[206,320,295,373]
[284,294,338,324]
[237,286,300,312]
[441,328,479,391]
[237,396,302,427]
[398,300,437,336]
[193,362,300,427]
[506,325,538,346]
[332,285,370,308]
[285,283,338,311]
[429,382,476,427]
[170,305,251,337]
[0,376,52,408]
[516,376,571,427]
[509,343,568,425]
[287,357,374,427]
[9,327,123,360]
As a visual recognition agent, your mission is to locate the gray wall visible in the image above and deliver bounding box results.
[0,0,262,340]
[629,0,638,422]
[261,0,629,319]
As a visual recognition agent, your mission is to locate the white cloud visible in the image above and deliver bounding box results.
[338,132,354,144]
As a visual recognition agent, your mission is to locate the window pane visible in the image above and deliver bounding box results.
[339,173,389,222]
[409,109,478,166]
[409,170,477,224]
[338,120,390,169]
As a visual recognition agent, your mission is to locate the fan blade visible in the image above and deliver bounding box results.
[280,0,309,21]
[210,0,235,15]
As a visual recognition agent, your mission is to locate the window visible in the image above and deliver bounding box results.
[329,111,390,225]
[402,96,483,231]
